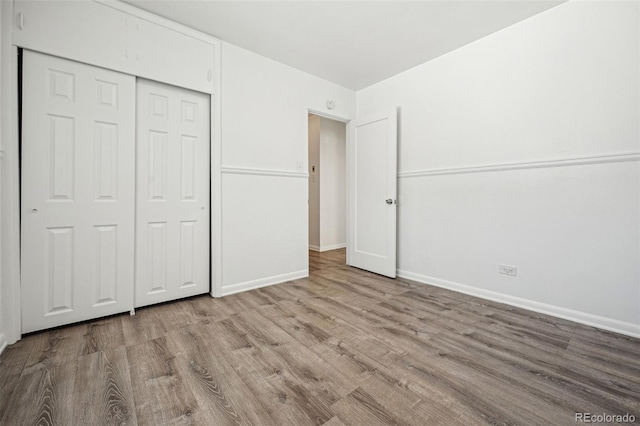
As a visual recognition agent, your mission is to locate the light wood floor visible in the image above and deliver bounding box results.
[1,249,639,425]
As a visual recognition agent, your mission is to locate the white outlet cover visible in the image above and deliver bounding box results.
[499,264,517,276]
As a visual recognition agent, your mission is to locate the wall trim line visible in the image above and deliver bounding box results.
[398,151,640,178]
[222,166,308,179]
[220,269,308,297]
[397,269,640,338]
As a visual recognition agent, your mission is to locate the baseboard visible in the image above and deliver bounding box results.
[221,270,309,297]
[320,243,346,252]
[309,243,346,252]
[397,270,640,338]
[0,333,7,357]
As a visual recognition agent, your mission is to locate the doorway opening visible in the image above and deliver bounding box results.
[307,113,347,271]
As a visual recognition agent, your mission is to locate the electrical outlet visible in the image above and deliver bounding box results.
[499,264,517,276]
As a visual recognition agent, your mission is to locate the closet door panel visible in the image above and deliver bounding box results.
[135,79,210,308]
[21,51,135,333]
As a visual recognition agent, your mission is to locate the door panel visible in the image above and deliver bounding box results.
[135,79,210,307]
[21,50,135,333]
[347,109,398,277]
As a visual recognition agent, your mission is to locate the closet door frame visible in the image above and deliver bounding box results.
[1,0,222,344]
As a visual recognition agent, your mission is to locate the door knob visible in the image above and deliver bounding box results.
[386,199,393,205]
[32,208,38,213]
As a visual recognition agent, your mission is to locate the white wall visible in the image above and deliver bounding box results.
[308,115,321,250]
[357,0,640,336]
[220,43,354,294]
[319,117,346,251]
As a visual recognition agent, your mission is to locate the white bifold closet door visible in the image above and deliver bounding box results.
[135,79,210,308]
[21,50,136,333]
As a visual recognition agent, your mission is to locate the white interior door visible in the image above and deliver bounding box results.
[347,109,398,277]
[135,79,210,308]
[21,50,136,333]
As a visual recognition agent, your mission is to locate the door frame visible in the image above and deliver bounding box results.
[0,0,223,343]
[307,108,352,264]
[1,0,22,346]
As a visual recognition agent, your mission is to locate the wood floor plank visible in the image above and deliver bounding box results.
[153,299,211,334]
[257,303,332,347]
[318,336,458,410]
[126,336,205,425]
[390,351,548,425]
[230,310,350,402]
[443,350,591,419]
[193,319,326,425]
[319,266,416,297]
[73,347,138,425]
[257,284,304,304]
[185,295,235,322]
[121,307,169,347]
[2,248,639,425]
[304,273,392,308]
[220,313,348,424]
[208,319,255,352]
[435,327,639,414]
[2,357,78,425]
[355,373,469,426]
[167,328,276,426]
[380,293,455,323]
[20,322,88,374]
[229,345,334,425]
[331,386,411,426]
[82,316,126,356]
[0,343,32,422]
[304,296,443,357]
[562,336,640,380]
[307,341,374,394]
[309,249,345,273]
[321,416,347,426]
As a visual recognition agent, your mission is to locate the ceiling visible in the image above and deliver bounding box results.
[122,0,565,90]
